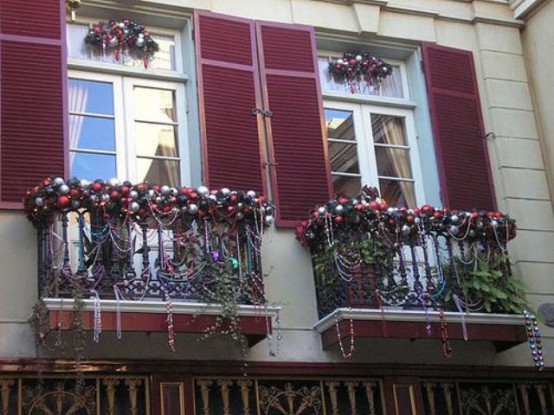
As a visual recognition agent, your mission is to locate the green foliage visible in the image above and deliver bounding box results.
[444,254,528,314]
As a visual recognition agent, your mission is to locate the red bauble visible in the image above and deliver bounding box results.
[349,59,356,65]
[57,196,70,208]
[227,206,235,213]
[369,201,380,210]
[421,204,432,213]
[120,186,130,196]
[356,203,364,211]
[91,182,102,192]
[338,197,348,205]
[335,216,343,224]
[230,194,238,203]
[69,189,81,198]
[110,190,120,200]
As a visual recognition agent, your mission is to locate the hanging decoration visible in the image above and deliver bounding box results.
[84,19,159,68]
[523,310,545,370]
[328,52,393,92]
[26,177,274,352]
[65,0,82,22]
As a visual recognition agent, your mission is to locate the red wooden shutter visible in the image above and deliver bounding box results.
[257,22,332,226]
[194,11,266,193]
[422,43,496,211]
[0,0,66,207]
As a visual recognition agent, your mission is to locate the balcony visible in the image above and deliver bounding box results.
[25,178,278,347]
[296,187,528,354]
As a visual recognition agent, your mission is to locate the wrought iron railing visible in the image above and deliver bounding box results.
[25,178,273,304]
[296,187,525,319]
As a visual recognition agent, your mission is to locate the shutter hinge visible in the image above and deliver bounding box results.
[263,161,279,169]
[252,108,273,118]
[480,132,496,140]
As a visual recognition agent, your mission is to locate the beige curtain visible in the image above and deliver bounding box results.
[374,115,416,207]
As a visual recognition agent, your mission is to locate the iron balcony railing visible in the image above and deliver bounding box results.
[25,178,273,305]
[296,187,524,319]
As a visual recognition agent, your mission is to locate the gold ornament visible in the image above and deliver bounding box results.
[65,0,82,22]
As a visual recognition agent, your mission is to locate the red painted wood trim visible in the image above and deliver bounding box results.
[256,21,333,228]
[0,201,24,210]
[0,359,552,378]
[61,2,69,180]
[194,11,268,197]
[320,319,527,349]
[49,309,272,336]
[421,42,497,210]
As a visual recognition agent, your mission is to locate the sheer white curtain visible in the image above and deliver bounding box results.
[68,81,89,166]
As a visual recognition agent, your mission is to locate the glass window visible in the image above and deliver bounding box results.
[69,73,186,186]
[324,102,423,207]
[325,108,362,195]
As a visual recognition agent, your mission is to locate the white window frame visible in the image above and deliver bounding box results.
[69,70,190,185]
[324,100,426,206]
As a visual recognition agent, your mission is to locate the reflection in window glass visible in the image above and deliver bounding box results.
[67,23,177,71]
[133,87,176,123]
[318,57,404,98]
[325,108,361,195]
[137,158,180,186]
[135,123,179,158]
[69,116,116,151]
[69,79,114,115]
[370,114,415,207]
[71,153,116,180]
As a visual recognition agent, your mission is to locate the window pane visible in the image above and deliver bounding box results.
[319,57,404,98]
[371,114,407,145]
[379,179,416,208]
[69,79,114,115]
[67,23,176,71]
[69,115,115,151]
[325,109,355,140]
[137,158,180,186]
[135,123,179,158]
[71,153,116,180]
[375,147,413,179]
[133,87,176,123]
[332,175,361,196]
[329,141,359,174]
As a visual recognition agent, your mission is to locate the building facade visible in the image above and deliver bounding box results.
[0,0,553,413]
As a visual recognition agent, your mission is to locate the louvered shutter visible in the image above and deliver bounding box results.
[194,11,266,194]
[257,22,332,226]
[0,0,66,207]
[422,43,496,211]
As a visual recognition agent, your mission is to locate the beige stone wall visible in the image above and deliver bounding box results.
[1,0,553,367]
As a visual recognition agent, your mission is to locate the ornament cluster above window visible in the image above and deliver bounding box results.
[84,19,159,68]
[329,52,393,93]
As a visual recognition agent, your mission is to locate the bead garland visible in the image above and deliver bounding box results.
[439,310,452,358]
[334,311,355,359]
[524,310,545,371]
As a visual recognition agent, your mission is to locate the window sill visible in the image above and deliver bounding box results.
[313,308,527,352]
[322,91,417,109]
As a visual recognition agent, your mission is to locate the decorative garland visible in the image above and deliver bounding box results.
[329,52,393,90]
[84,19,159,68]
[25,177,273,228]
[296,186,516,249]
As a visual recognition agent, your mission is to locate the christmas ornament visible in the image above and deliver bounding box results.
[329,52,393,92]
[523,310,545,370]
[84,19,159,68]
[65,0,82,22]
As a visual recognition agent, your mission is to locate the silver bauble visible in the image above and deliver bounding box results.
[220,187,231,196]
[35,197,44,206]
[335,205,344,214]
[449,225,459,235]
[247,190,256,198]
[401,225,411,236]
[160,185,170,195]
[317,206,326,215]
[129,202,140,212]
[59,184,70,195]
[188,204,199,214]
[101,193,110,203]
[53,177,65,186]
[80,179,90,188]
[264,215,274,226]
[129,190,138,200]
[197,186,210,197]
